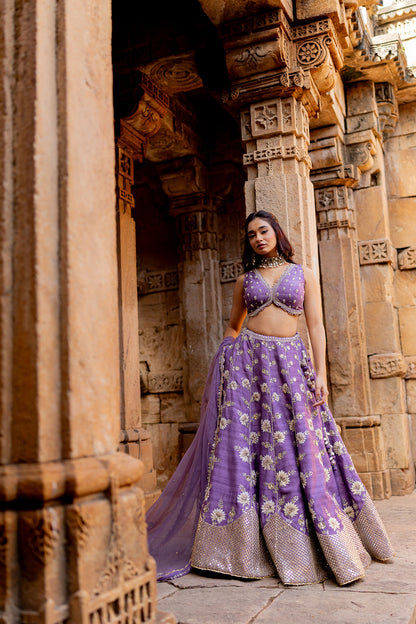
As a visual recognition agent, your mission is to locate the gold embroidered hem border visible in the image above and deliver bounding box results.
[191,507,275,579]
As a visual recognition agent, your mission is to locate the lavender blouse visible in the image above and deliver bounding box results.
[243,263,304,317]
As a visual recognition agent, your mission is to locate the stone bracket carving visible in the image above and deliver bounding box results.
[405,356,416,379]
[122,73,169,143]
[225,32,290,80]
[137,269,179,295]
[375,82,398,139]
[358,238,395,265]
[222,66,321,116]
[345,130,377,173]
[140,51,203,94]
[218,9,347,109]
[369,353,406,378]
[220,259,243,283]
[398,246,416,270]
[293,19,344,95]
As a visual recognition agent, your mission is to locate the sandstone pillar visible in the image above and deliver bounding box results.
[159,158,223,423]
[0,1,169,621]
[309,122,391,498]
[218,10,345,332]
[115,76,169,507]
[348,80,414,495]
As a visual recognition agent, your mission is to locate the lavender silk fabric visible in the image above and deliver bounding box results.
[146,268,393,585]
[146,336,234,581]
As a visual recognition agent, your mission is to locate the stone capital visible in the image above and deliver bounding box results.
[218,9,348,111]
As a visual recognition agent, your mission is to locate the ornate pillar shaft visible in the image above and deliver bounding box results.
[160,159,223,422]
[116,127,142,436]
[0,2,164,622]
[241,92,319,270]
[309,116,394,499]
[347,80,415,495]
[116,78,169,508]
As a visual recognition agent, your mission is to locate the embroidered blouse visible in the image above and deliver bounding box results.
[243,263,305,317]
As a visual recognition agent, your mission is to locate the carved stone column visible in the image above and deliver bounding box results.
[309,123,391,498]
[116,78,169,508]
[159,158,223,423]
[0,2,172,622]
[347,80,414,496]
[218,9,347,347]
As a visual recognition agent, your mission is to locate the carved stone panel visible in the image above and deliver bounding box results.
[369,353,406,378]
[142,52,203,94]
[315,186,355,238]
[137,269,179,295]
[250,97,309,139]
[358,238,395,265]
[148,372,183,394]
[398,246,416,270]
[22,508,60,564]
[225,34,289,80]
[220,259,244,283]
[405,356,416,379]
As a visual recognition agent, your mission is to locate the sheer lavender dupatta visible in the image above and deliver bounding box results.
[145,336,234,581]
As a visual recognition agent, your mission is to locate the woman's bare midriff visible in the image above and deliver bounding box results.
[246,304,299,337]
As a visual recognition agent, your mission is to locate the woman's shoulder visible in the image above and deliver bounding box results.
[300,265,318,284]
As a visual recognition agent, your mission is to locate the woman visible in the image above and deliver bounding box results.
[146,210,393,586]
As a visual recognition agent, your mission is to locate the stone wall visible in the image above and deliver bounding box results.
[385,101,416,479]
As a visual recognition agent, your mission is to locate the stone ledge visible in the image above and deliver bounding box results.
[335,415,381,428]
[0,452,144,504]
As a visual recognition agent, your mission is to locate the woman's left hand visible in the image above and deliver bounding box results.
[313,374,328,407]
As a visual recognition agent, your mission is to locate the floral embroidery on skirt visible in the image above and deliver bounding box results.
[190,329,394,586]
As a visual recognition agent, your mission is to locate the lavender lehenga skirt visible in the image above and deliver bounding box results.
[146,329,394,586]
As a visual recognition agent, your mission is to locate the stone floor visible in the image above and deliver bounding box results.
[156,491,416,624]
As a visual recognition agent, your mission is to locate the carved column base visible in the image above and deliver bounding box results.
[0,454,160,624]
[336,416,391,499]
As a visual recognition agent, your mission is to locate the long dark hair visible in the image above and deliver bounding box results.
[242,210,294,272]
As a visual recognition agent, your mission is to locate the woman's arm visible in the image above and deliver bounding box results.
[223,275,247,339]
[303,267,328,407]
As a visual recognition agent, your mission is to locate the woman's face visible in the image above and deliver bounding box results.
[247,218,277,257]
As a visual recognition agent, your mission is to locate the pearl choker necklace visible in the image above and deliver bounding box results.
[257,255,286,268]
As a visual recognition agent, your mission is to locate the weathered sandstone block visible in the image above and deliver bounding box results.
[364,301,400,354]
[389,198,416,248]
[380,413,411,470]
[399,307,416,355]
